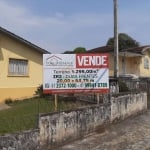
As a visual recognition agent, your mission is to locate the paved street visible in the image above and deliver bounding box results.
[58,110,150,150]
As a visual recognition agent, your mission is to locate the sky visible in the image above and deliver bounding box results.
[0,0,150,53]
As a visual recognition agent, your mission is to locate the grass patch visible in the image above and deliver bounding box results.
[0,96,86,134]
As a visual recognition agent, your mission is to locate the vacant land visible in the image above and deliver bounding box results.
[0,96,86,134]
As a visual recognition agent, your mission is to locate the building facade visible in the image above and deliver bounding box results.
[0,27,49,102]
[87,45,150,79]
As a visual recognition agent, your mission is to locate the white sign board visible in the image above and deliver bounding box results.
[43,53,109,94]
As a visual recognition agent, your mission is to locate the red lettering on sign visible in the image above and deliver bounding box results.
[76,54,108,68]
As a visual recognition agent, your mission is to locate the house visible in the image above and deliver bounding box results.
[0,27,49,102]
[87,45,150,79]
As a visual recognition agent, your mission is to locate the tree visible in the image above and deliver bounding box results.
[106,33,140,50]
[73,47,86,53]
[63,51,74,54]
[63,47,86,54]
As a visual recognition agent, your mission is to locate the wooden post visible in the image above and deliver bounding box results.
[96,93,100,104]
[54,94,58,111]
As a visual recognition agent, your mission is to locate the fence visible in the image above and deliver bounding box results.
[118,78,150,94]
[75,78,150,105]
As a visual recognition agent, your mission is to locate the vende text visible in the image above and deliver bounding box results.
[76,54,108,68]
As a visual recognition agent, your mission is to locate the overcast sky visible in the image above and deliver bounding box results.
[0,0,150,53]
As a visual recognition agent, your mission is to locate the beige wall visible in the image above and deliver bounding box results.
[123,57,140,75]
[0,34,43,102]
[140,51,150,77]
[108,54,140,76]
[109,53,150,77]
[108,53,114,76]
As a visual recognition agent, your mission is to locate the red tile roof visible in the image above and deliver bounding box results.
[87,45,150,55]
[121,45,150,54]
[87,45,113,53]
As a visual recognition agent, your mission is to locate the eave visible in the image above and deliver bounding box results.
[119,51,143,57]
[0,26,50,54]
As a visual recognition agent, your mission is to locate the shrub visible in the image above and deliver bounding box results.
[35,84,51,98]
[5,98,13,105]
[119,81,129,92]
[13,100,20,104]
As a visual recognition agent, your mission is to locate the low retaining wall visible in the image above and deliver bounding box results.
[111,92,147,122]
[0,129,39,150]
[39,92,147,148]
[0,92,147,150]
[39,104,111,148]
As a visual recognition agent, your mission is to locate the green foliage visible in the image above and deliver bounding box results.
[0,98,53,134]
[63,47,86,54]
[35,84,50,98]
[63,51,74,54]
[0,97,86,134]
[119,81,129,92]
[73,47,86,53]
[106,33,140,50]
[4,98,13,105]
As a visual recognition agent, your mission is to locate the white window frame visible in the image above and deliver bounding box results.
[144,57,149,69]
[8,58,29,76]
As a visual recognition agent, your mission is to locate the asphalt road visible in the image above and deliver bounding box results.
[58,109,150,150]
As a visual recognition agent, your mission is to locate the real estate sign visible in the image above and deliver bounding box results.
[43,54,109,94]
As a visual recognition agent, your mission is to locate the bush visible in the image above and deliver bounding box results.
[5,98,13,105]
[119,81,129,92]
[35,84,51,98]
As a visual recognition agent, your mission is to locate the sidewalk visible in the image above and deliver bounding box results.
[59,110,150,150]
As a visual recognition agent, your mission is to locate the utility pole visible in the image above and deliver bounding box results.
[113,0,119,93]
[113,0,119,78]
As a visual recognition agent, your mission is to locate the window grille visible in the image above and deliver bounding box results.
[8,59,28,75]
[144,57,149,69]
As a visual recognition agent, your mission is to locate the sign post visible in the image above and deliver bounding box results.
[96,93,100,104]
[54,94,58,111]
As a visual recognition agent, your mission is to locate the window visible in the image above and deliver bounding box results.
[144,57,149,69]
[8,58,28,76]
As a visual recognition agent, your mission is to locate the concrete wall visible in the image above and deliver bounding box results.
[39,92,147,148]
[0,92,147,149]
[0,129,40,150]
[39,104,111,148]
[111,92,147,122]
